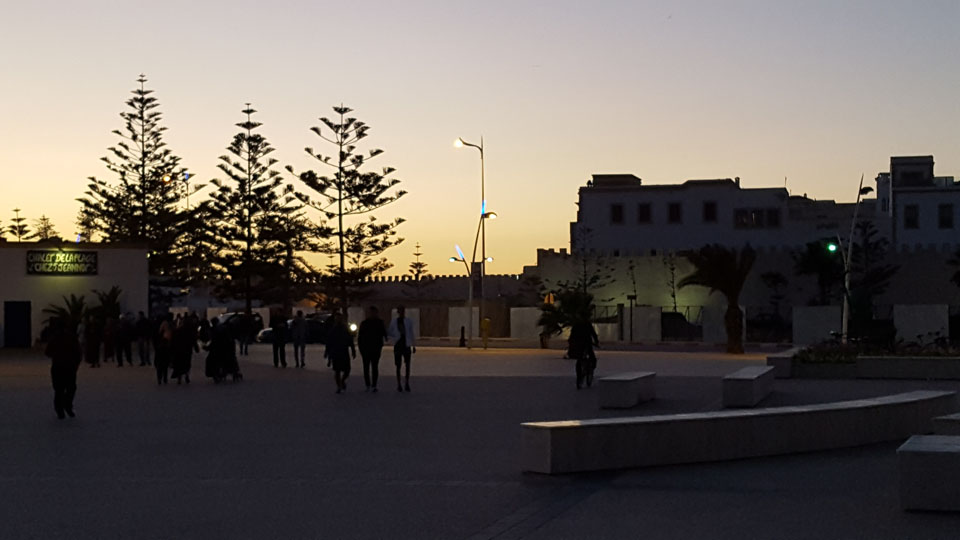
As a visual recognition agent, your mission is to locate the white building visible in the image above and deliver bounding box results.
[570,174,870,256]
[0,242,148,347]
[875,155,960,252]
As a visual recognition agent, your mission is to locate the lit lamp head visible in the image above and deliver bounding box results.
[162,174,172,184]
[826,242,838,253]
[483,212,497,220]
[484,257,494,262]
[454,138,464,148]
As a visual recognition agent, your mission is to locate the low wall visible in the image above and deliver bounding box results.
[630,306,661,343]
[510,307,542,340]
[521,390,957,474]
[771,354,960,380]
[448,307,479,338]
[894,304,948,343]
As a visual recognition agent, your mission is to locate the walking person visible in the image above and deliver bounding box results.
[324,312,355,393]
[46,318,82,419]
[171,315,199,384]
[235,313,252,357]
[387,305,417,393]
[358,306,388,392]
[135,311,152,366]
[83,314,101,368]
[205,318,237,383]
[154,313,174,385]
[291,310,308,368]
[270,312,288,368]
[568,319,599,389]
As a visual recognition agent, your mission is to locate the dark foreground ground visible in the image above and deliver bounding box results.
[2,346,960,539]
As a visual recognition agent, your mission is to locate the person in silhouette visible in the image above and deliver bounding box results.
[324,311,355,393]
[271,312,288,368]
[206,317,240,382]
[236,313,253,356]
[155,313,174,385]
[171,314,199,384]
[568,319,599,389]
[480,317,492,350]
[388,305,416,392]
[358,306,388,392]
[82,314,101,368]
[291,310,308,368]
[135,311,152,366]
[46,317,82,419]
[103,315,117,364]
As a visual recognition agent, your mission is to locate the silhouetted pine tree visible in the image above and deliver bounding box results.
[76,74,194,279]
[33,215,60,241]
[209,105,321,313]
[6,208,32,241]
[170,199,219,288]
[289,105,405,311]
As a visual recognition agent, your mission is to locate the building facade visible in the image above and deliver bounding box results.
[570,174,871,256]
[0,242,148,347]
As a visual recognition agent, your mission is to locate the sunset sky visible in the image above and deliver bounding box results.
[2,0,959,275]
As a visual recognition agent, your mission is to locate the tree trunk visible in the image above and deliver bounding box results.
[724,303,744,354]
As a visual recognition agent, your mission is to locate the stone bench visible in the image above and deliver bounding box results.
[933,413,960,435]
[522,390,957,474]
[898,435,960,511]
[723,366,775,407]
[598,371,655,409]
[766,347,799,378]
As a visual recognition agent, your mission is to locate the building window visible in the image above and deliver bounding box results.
[703,201,717,223]
[766,208,781,228]
[939,204,954,229]
[668,203,682,224]
[637,203,651,224]
[610,203,624,224]
[734,207,781,229]
[904,205,919,230]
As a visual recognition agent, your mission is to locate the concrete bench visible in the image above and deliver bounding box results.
[723,366,775,407]
[766,347,799,378]
[522,390,957,474]
[599,371,655,409]
[898,435,960,511]
[933,413,960,435]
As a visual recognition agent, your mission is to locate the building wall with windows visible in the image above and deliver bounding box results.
[0,243,148,347]
[569,174,868,256]
[874,156,960,251]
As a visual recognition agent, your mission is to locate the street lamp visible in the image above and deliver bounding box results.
[839,176,873,344]
[450,211,498,349]
[455,136,487,317]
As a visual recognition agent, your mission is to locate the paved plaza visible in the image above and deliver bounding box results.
[2,345,960,539]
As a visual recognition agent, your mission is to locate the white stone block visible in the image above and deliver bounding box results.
[898,435,960,511]
[599,372,656,409]
[723,366,775,407]
[894,304,949,344]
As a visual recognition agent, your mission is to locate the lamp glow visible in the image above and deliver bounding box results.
[454,139,464,148]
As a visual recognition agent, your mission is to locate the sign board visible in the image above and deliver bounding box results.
[26,250,98,275]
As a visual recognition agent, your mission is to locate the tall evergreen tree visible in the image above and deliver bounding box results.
[170,199,219,288]
[289,105,406,311]
[209,105,320,313]
[33,215,60,241]
[76,74,194,277]
[6,208,32,241]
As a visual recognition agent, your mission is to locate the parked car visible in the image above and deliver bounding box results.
[256,314,330,344]
[216,312,265,340]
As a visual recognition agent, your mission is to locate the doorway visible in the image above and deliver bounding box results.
[3,301,32,348]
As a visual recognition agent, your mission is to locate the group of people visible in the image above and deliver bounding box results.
[279,306,417,394]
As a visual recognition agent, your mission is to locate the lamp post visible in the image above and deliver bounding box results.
[450,211,497,349]
[839,175,873,345]
[455,136,486,317]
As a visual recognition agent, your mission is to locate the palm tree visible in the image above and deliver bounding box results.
[538,289,594,337]
[679,245,757,354]
[42,294,88,329]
